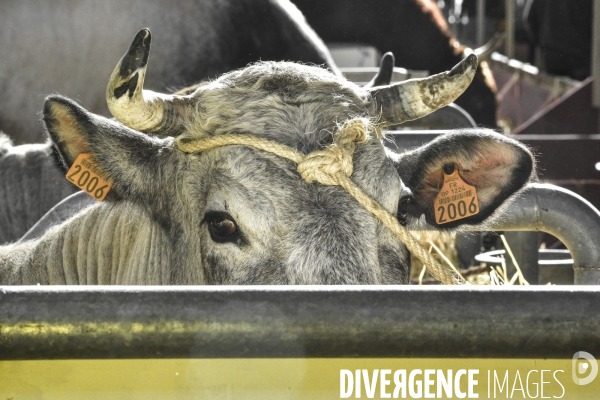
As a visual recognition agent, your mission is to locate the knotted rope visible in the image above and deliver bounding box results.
[178,118,464,285]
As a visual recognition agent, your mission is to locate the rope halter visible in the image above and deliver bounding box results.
[297,119,371,186]
[177,118,465,285]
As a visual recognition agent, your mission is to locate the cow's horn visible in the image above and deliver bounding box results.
[363,52,395,89]
[368,54,478,125]
[106,28,190,134]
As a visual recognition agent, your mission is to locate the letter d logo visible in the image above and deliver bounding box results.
[572,351,598,385]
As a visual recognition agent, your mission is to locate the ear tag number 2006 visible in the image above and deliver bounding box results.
[65,153,113,201]
[434,168,479,225]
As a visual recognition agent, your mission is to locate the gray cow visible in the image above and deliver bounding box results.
[0,0,335,243]
[0,0,397,244]
[0,30,533,285]
[0,55,394,245]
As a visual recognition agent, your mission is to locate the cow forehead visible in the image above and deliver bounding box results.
[202,61,362,94]
[181,62,371,147]
[178,62,402,238]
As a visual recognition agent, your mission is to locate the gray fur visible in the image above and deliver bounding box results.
[0,61,533,285]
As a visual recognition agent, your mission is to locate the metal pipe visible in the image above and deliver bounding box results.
[477,0,486,47]
[1,285,599,360]
[505,0,515,58]
[476,183,600,284]
[593,0,600,107]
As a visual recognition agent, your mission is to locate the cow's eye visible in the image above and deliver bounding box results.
[205,212,240,243]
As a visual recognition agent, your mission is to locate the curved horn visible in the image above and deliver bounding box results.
[363,52,395,89]
[106,28,190,134]
[369,54,478,125]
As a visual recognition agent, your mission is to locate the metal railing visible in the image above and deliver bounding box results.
[476,183,600,285]
[1,285,599,359]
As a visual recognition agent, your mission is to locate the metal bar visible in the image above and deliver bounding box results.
[1,285,599,360]
[490,52,577,94]
[477,0,486,47]
[478,183,600,284]
[339,67,429,85]
[504,0,515,58]
[593,0,600,107]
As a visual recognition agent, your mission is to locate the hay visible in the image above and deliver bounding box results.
[410,232,530,286]
[409,231,459,284]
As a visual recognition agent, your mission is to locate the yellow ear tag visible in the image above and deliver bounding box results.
[433,167,479,225]
[65,153,113,201]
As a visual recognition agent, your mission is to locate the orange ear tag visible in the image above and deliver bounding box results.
[433,167,479,225]
[65,153,113,201]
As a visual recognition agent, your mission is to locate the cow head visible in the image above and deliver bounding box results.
[44,29,533,284]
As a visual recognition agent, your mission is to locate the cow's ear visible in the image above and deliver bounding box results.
[43,96,93,167]
[43,95,177,203]
[393,129,534,228]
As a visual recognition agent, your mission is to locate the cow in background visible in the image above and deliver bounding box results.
[292,0,499,128]
[0,134,78,243]
[0,0,337,145]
